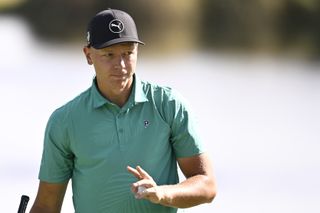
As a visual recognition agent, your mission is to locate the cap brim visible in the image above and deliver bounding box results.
[92,37,145,49]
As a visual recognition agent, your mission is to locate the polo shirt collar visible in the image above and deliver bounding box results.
[134,75,148,103]
[91,74,148,109]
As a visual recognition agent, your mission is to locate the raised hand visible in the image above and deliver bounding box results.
[127,165,165,204]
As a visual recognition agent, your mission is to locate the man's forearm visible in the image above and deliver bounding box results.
[158,174,216,208]
[30,205,58,213]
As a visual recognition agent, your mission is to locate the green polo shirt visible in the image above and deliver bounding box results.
[39,75,204,213]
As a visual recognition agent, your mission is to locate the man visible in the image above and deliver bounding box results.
[30,8,216,213]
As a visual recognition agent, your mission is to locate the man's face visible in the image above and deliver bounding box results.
[84,42,138,92]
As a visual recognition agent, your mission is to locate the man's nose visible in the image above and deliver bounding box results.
[115,55,125,68]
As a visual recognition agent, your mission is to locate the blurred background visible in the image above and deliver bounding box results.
[1,0,319,212]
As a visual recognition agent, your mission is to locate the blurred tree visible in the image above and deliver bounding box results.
[7,0,200,53]
[1,0,319,59]
[277,0,320,59]
[200,0,279,51]
[200,0,320,59]
[0,0,26,10]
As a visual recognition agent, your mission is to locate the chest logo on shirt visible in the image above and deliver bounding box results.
[144,120,150,128]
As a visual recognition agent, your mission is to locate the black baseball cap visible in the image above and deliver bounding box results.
[86,9,144,49]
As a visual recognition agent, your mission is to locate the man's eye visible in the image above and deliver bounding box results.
[125,51,134,56]
[103,53,113,57]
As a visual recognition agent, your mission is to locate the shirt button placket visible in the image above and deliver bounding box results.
[116,113,125,151]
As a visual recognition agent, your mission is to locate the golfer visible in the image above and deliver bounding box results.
[30,8,216,213]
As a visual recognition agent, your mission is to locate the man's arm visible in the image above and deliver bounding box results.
[30,181,68,213]
[127,152,217,208]
[165,152,217,208]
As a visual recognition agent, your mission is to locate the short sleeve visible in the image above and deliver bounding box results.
[167,90,204,158]
[38,110,74,183]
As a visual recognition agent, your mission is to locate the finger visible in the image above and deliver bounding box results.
[135,187,157,200]
[136,166,153,180]
[132,179,155,188]
[131,179,155,196]
[134,186,150,199]
[127,166,142,179]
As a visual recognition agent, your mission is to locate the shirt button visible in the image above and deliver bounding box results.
[118,128,124,133]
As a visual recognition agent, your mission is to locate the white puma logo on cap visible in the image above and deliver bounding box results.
[111,23,122,30]
[109,19,124,33]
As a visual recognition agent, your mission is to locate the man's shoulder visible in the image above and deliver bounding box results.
[141,80,188,107]
[140,80,175,100]
[49,87,91,122]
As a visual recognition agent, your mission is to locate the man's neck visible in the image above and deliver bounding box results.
[97,77,134,108]
[108,88,132,108]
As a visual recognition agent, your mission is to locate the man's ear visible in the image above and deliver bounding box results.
[83,46,93,65]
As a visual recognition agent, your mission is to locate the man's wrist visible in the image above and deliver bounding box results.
[157,185,173,207]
